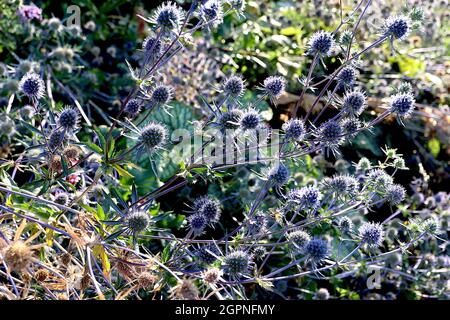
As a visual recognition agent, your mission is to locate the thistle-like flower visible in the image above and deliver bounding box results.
[282,118,305,141]
[138,122,168,153]
[267,163,290,187]
[125,210,151,235]
[383,15,411,41]
[142,36,163,57]
[57,107,80,132]
[188,213,208,235]
[124,99,141,118]
[337,66,357,89]
[389,93,415,119]
[239,108,261,131]
[305,238,329,263]
[262,76,285,101]
[317,120,344,152]
[342,89,367,117]
[218,109,243,130]
[223,250,252,275]
[359,222,384,248]
[338,217,354,234]
[287,229,311,253]
[223,75,245,98]
[385,184,406,205]
[19,72,45,101]
[150,84,173,108]
[150,2,185,35]
[307,31,335,57]
[199,0,224,29]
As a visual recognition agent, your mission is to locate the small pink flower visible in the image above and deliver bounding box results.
[17,5,43,22]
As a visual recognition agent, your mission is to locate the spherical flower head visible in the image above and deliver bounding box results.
[139,122,168,152]
[223,75,245,98]
[384,15,411,40]
[314,288,330,300]
[343,90,366,117]
[359,222,384,248]
[394,81,413,95]
[308,31,335,56]
[356,157,371,171]
[337,66,357,88]
[124,99,141,117]
[422,218,439,235]
[188,213,207,235]
[389,93,415,118]
[263,76,285,99]
[219,109,243,130]
[142,36,163,56]
[152,2,185,33]
[338,217,353,234]
[19,72,45,101]
[319,120,344,147]
[342,118,361,137]
[125,210,150,234]
[305,238,329,262]
[287,229,311,253]
[151,85,173,107]
[268,163,290,187]
[282,118,305,141]
[223,250,251,275]
[385,184,406,205]
[239,108,261,130]
[48,130,65,150]
[299,186,321,210]
[367,169,393,193]
[339,30,353,46]
[199,198,221,223]
[202,267,222,283]
[253,246,267,259]
[200,0,224,28]
[58,107,80,131]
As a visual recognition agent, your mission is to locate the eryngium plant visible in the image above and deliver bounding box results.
[0,0,447,301]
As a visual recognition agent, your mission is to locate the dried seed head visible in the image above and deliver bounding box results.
[4,241,33,271]
[34,269,49,282]
[63,145,81,160]
[137,272,157,289]
[173,280,199,300]
[202,267,221,283]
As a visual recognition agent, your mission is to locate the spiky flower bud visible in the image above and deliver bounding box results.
[305,238,329,262]
[139,122,167,152]
[356,157,371,171]
[263,76,285,99]
[19,72,45,101]
[195,244,219,264]
[268,163,290,187]
[337,66,357,88]
[151,2,185,34]
[385,184,406,205]
[188,213,207,235]
[389,93,415,118]
[223,75,245,98]
[223,250,251,275]
[58,107,80,131]
[384,15,411,40]
[359,222,384,248]
[239,108,261,130]
[125,210,150,234]
[194,196,221,223]
[253,246,267,259]
[48,130,65,150]
[308,31,335,56]
[319,120,344,148]
[299,186,321,211]
[287,229,311,253]
[124,99,141,118]
[342,90,366,117]
[342,118,361,137]
[282,119,305,141]
[151,85,173,107]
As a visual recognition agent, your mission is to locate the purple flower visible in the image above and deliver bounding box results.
[17,5,43,22]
